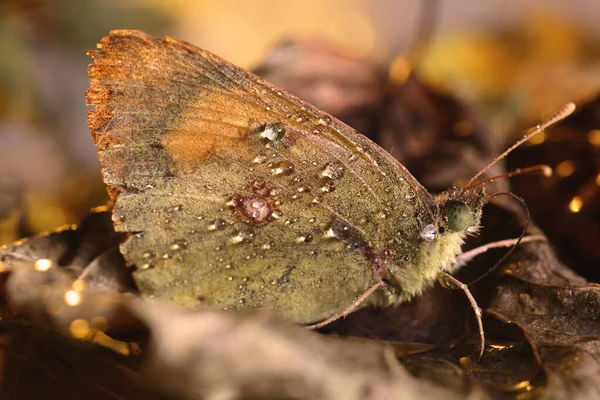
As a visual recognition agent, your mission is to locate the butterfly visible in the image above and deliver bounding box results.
[86,30,574,356]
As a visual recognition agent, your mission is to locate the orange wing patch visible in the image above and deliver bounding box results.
[161,91,266,169]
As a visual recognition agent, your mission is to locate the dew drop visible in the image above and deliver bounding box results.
[257,122,286,143]
[271,209,283,219]
[296,234,313,243]
[270,160,295,176]
[231,229,255,244]
[253,153,268,164]
[420,224,437,241]
[174,205,183,212]
[208,218,227,231]
[170,239,189,251]
[227,276,234,281]
[321,163,345,180]
[320,179,335,193]
[318,116,332,126]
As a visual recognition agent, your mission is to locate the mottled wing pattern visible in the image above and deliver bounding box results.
[86,30,431,323]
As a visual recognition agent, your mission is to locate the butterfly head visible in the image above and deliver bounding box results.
[420,186,485,241]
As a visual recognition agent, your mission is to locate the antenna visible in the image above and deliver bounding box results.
[460,164,552,193]
[464,102,576,190]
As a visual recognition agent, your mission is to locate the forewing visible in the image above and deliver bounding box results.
[86,30,431,323]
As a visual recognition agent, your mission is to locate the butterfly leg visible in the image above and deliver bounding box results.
[453,234,546,268]
[441,272,485,359]
[305,280,387,330]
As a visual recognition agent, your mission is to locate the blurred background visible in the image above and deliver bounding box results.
[0,0,599,278]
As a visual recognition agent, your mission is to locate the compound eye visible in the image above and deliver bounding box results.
[447,201,474,232]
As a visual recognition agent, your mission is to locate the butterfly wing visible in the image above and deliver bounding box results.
[87,30,432,323]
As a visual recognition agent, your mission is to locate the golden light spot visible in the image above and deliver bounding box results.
[568,196,583,213]
[454,120,474,137]
[34,258,53,271]
[389,57,411,85]
[596,172,600,186]
[64,290,82,306]
[489,343,514,350]
[0,262,8,273]
[90,205,109,213]
[528,131,547,145]
[92,332,131,356]
[72,279,86,292]
[588,130,600,146]
[91,316,108,332]
[510,380,531,391]
[540,165,553,177]
[69,319,91,339]
[555,160,575,177]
